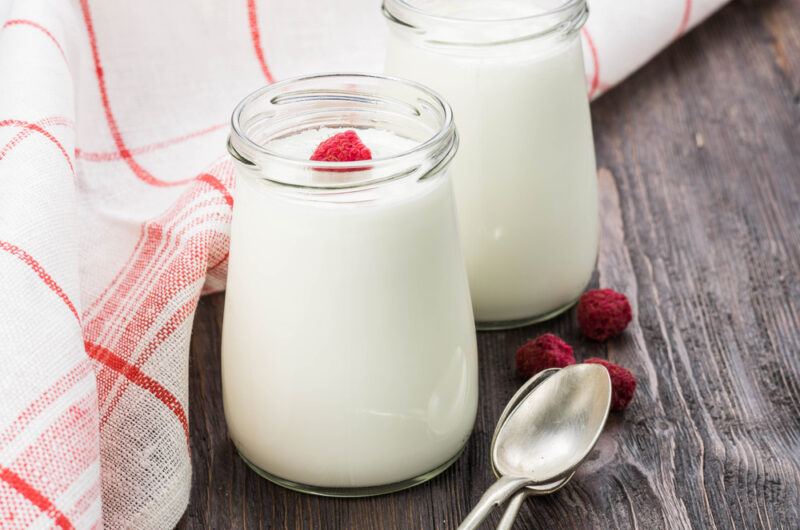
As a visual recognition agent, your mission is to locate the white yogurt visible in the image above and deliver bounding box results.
[385,3,599,326]
[222,127,478,489]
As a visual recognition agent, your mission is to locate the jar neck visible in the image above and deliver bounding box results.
[382,0,588,49]
[228,74,458,194]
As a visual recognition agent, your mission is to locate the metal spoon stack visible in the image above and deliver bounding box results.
[458,364,612,530]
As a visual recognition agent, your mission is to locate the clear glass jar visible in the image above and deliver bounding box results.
[383,0,599,330]
[224,74,478,497]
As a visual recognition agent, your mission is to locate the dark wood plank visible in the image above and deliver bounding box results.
[179,0,800,527]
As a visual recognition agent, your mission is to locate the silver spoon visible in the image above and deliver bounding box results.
[458,364,612,530]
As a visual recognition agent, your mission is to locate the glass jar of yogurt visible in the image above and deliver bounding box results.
[224,74,478,496]
[383,0,599,329]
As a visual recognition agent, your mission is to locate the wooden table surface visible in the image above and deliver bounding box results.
[178,1,800,528]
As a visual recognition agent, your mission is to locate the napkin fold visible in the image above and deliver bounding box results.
[0,0,727,527]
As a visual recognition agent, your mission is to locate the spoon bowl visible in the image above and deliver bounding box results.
[493,363,611,482]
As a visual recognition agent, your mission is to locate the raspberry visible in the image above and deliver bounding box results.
[515,334,575,379]
[310,130,372,162]
[577,288,632,341]
[584,358,636,411]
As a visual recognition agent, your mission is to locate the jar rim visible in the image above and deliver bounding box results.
[384,0,585,24]
[382,0,588,46]
[229,73,457,184]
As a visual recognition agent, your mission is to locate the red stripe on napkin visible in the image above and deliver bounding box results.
[3,19,68,64]
[85,341,190,442]
[0,467,75,530]
[0,119,74,173]
[677,0,693,36]
[0,241,79,321]
[79,0,193,187]
[75,122,227,162]
[247,0,275,83]
[582,27,601,99]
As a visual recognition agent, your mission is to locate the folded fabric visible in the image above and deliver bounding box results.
[0,0,727,528]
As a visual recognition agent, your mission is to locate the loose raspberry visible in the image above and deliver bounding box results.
[310,130,372,163]
[584,358,636,411]
[577,288,633,341]
[515,334,576,379]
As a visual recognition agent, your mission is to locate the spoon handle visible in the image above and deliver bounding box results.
[496,491,527,530]
[457,475,530,530]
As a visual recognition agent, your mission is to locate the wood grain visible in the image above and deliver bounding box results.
[178,0,800,527]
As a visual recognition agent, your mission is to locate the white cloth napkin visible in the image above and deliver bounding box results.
[0,0,727,528]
